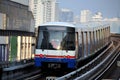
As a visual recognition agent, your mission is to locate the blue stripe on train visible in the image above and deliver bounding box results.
[34,57,76,68]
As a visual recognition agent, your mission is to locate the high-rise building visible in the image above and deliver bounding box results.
[29,0,59,27]
[80,10,92,23]
[59,8,74,23]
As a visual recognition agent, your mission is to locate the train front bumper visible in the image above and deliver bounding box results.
[34,57,76,69]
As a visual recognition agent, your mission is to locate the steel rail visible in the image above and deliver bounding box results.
[93,41,120,80]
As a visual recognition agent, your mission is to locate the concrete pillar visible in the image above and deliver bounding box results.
[105,28,107,43]
[98,29,101,48]
[96,30,98,50]
[85,32,88,56]
[81,31,84,57]
[103,28,105,44]
[29,37,32,59]
[89,31,92,54]
[23,36,26,60]
[107,26,110,41]
[21,36,23,60]
[26,37,29,59]
[27,37,29,59]
[107,27,109,41]
[108,26,110,40]
[100,29,102,46]
[20,36,22,61]
[93,31,96,51]
[101,29,103,46]
[101,29,104,46]
[106,27,108,42]
[22,36,25,60]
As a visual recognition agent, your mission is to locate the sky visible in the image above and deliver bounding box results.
[58,0,120,18]
[11,0,120,18]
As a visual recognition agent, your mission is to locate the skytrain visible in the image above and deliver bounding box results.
[35,22,110,69]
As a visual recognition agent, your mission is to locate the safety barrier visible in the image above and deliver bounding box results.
[56,41,113,80]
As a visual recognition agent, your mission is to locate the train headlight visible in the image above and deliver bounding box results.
[57,46,60,50]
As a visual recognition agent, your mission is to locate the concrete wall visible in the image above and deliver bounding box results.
[0,13,6,29]
[0,0,34,32]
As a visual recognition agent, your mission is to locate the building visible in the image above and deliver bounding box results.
[92,12,103,21]
[29,0,59,27]
[74,15,80,24]
[59,8,74,23]
[0,0,35,62]
[80,10,92,23]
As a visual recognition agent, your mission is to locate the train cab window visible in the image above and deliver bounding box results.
[36,26,75,51]
[49,31,62,50]
[60,32,75,50]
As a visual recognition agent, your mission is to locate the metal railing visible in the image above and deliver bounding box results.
[56,41,114,80]
[93,46,120,80]
[75,43,120,80]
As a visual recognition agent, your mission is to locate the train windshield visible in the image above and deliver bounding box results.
[36,26,75,50]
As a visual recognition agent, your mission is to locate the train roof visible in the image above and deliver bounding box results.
[39,22,109,31]
[40,22,76,28]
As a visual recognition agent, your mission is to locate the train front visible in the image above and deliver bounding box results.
[35,22,76,69]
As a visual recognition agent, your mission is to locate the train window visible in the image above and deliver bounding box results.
[36,26,75,50]
[49,31,62,50]
[67,32,75,50]
[60,32,75,50]
[36,30,43,49]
